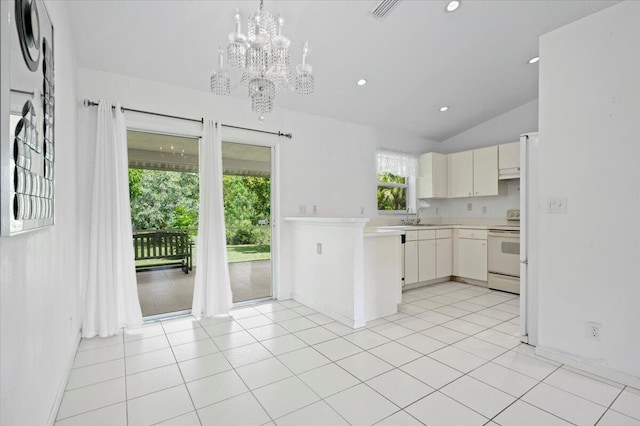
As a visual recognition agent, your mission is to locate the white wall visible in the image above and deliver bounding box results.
[409,98,537,221]
[287,220,364,327]
[75,68,437,301]
[0,2,82,424]
[422,179,520,221]
[440,99,538,154]
[537,1,640,386]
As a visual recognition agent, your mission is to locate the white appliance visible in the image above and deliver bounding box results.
[520,132,539,346]
[488,228,520,294]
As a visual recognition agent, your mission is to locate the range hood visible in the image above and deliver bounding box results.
[499,167,520,180]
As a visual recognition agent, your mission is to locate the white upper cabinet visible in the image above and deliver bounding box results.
[498,141,520,179]
[473,146,499,196]
[417,153,448,199]
[447,151,474,198]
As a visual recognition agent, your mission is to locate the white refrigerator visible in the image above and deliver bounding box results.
[519,132,539,346]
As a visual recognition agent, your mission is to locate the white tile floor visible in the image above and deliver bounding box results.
[56,281,640,426]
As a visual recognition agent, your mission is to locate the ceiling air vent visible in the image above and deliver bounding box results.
[370,0,401,20]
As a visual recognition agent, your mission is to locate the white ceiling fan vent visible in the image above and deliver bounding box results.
[370,0,401,20]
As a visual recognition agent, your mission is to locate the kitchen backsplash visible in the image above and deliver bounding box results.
[421,179,520,219]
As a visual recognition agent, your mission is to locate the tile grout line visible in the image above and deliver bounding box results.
[391,286,562,423]
[122,327,130,426]
[487,363,580,425]
[71,282,635,426]
[54,401,126,424]
[161,319,204,426]
[208,307,352,425]
[593,385,627,425]
[232,301,416,424]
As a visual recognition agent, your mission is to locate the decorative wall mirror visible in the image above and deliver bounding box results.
[0,0,55,236]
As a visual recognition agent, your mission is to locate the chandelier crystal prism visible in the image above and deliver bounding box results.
[210,0,314,121]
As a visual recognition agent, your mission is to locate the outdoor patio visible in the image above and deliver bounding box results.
[136,260,271,317]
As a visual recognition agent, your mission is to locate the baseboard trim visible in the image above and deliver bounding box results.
[403,277,450,291]
[47,330,82,426]
[536,345,640,389]
[451,276,488,287]
[292,293,364,329]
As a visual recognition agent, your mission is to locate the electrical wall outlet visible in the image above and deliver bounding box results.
[312,205,318,215]
[586,321,602,341]
[299,205,307,215]
[467,202,472,211]
[547,197,568,214]
[482,206,487,214]
[360,206,364,215]
[317,243,322,254]
[435,207,439,215]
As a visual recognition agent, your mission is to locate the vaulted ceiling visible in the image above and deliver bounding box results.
[66,0,617,141]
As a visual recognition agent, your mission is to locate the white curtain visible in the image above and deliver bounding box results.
[377,150,419,212]
[83,100,143,338]
[192,119,233,317]
[376,150,418,177]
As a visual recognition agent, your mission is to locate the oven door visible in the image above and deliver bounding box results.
[488,231,520,277]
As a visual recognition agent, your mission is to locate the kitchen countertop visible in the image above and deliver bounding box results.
[367,224,520,232]
[363,228,405,237]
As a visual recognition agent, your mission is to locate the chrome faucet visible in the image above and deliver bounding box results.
[401,208,416,226]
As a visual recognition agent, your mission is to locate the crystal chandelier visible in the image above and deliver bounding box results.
[210,0,314,121]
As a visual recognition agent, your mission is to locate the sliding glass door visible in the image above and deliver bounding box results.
[127,130,199,318]
[221,141,273,303]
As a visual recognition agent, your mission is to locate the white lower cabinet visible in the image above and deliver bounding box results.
[457,238,488,281]
[404,240,419,285]
[405,227,488,284]
[418,240,436,282]
[436,238,452,278]
[404,229,452,285]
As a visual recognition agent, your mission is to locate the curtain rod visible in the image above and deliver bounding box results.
[82,99,293,139]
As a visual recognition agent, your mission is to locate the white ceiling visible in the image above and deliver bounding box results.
[66,0,617,141]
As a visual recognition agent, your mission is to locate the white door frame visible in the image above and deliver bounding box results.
[220,133,281,303]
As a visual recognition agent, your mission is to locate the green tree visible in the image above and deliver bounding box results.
[128,169,199,231]
[128,168,143,201]
[377,172,407,211]
[128,168,270,245]
[223,175,271,245]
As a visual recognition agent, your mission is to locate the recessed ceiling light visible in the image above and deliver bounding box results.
[528,56,540,64]
[439,106,449,112]
[357,79,367,86]
[445,1,461,12]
